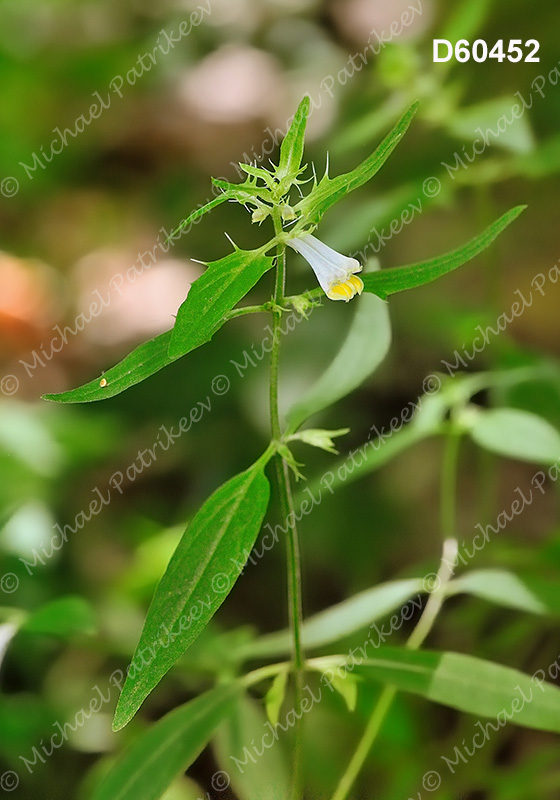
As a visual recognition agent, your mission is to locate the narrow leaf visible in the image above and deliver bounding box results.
[168,193,233,240]
[93,685,238,800]
[286,288,391,433]
[300,422,433,504]
[44,247,274,404]
[442,0,492,47]
[168,248,274,359]
[446,570,560,616]
[43,330,177,403]
[277,95,310,183]
[240,578,424,659]
[295,102,418,225]
[265,670,288,727]
[468,407,560,464]
[213,694,290,800]
[448,98,534,154]
[113,462,270,730]
[351,647,560,732]
[361,206,526,300]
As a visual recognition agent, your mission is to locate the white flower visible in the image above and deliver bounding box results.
[287,233,363,301]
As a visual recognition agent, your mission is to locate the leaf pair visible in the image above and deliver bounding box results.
[95,642,560,800]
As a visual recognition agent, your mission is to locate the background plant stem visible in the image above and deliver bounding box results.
[331,431,462,800]
[270,208,305,799]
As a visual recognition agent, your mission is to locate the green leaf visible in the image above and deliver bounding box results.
[286,289,392,433]
[446,570,560,615]
[295,102,418,225]
[362,205,526,300]
[22,596,96,637]
[300,422,433,504]
[168,248,274,359]
[467,407,560,464]
[277,95,310,185]
[168,193,234,240]
[441,0,492,48]
[264,669,288,727]
[349,647,560,732]
[213,694,290,800]
[113,461,271,731]
[43,331,177,404]
[448,98,534,154]
[240,578,424,659]
[92,685,238,800]
[328,672,358,713]
[44,247,274,404]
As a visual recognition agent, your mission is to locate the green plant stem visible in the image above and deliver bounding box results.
[331,430,463,800]
[226,303,270,320]
[270,208,305,799]
[440,428,462,540]
[243,661,290,689]
[330,541,458,800]
[330,684,396,800]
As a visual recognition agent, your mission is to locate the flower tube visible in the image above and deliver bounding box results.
[287,233,363,301]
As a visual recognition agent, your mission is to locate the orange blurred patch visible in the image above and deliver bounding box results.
[0,253,63,355]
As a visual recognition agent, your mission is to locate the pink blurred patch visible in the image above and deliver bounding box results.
[72,249,202,344]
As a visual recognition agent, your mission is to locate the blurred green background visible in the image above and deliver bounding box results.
[1,0,560,798]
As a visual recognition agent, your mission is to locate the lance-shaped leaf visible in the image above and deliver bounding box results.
[299,421,434,504]
[467,407,560,464]
[286,287,391,433]
[167,193,235,240]
[239,578,424,659]
[361,205,526,300]
[44,249,273,404]
[277,95,310,187]
[168,247,274,359]
[113,461,271,731]
[294,102,418,225]
[93,685,238,800]
[445,570,560,616]
[441,0,492,51]
[341,647,560,733]
[43,330,177,403]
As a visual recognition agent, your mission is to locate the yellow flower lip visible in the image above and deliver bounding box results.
[327,275,364,302]
[286,233,363,302]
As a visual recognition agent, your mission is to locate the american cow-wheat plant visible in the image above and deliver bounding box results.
[45,97,560,800]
